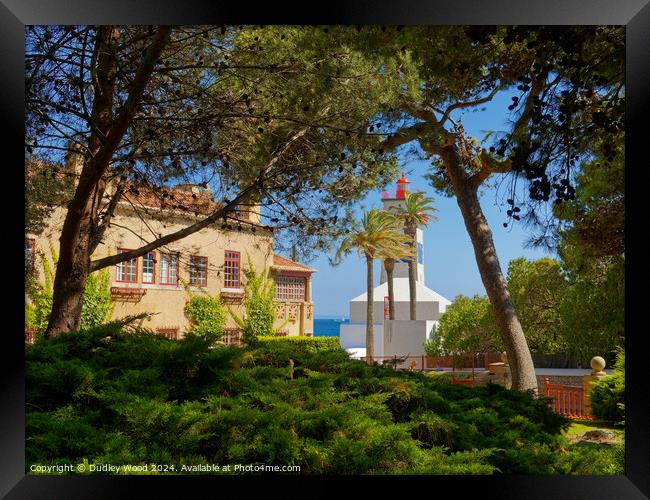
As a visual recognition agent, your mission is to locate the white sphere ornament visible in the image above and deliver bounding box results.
[590,356,606,374]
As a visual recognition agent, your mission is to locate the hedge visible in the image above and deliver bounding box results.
[257,336,342,352]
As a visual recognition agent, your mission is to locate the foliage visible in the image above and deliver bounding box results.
[228,257,281,346]
[183,294,227,341]
[25,161,74,235]
[25,242,113,336]
[334,209,413,263]
[563,442,624,475]
[554,139,624,264]
[254,336,347,368]
[590,348,625,424]
[558,256,624,365]
[26,323,621,475]
[393,191,438,233]
[256,335,342,353]
[80,267,114,331]
[428,295,501,355]
[550,132,625,365]
[431,254,623,365]
[507,257,569,354]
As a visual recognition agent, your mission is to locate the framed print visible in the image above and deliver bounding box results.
[3,1,648,497]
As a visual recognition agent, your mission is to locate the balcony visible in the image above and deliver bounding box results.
[110,286,147,302]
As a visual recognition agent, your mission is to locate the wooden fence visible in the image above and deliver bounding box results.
[543,377,591,419]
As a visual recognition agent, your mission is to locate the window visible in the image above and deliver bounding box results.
[160,253,179,285]
[274,276,306,301]
[142,251,156,284]
[417,242,423,265]
[25,238,35,271]
[116,249,138,283]
[223,251,240,288]
[189,256,207,287]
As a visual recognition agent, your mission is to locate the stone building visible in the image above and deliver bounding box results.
[25,159,316,340]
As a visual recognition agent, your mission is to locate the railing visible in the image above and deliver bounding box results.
[451,375,475,386]
[25,328,37,345]
[156,326,179,340]
[223,328,244,346]
[426,353,503,369]
[360,355,426,370]
[359,353,502,372]
[543,377,590,419]
[110,286,147,302]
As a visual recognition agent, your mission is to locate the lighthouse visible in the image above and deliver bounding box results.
[339,176,451,363]
[379,175,425,285]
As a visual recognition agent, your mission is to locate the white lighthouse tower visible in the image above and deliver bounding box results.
[339,176,451,365]
[379,175,425,285]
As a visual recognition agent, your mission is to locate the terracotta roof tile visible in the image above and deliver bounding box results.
[272,255,317,273]
[27,160,255,222]
[121,183,221,216]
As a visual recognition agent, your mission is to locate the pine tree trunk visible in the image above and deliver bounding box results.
[43,216,92,336]
[44,26,170,338]
[440,143,538,394]
[384,258,395,320]
[406,224,418,320]
[366,253,374,364]
[43,26,121,338]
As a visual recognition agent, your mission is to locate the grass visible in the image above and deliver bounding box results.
[565,419,624,441]
[563,420,625,475]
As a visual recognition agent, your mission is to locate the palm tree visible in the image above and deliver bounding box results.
[395,192,437,320]
[335,209,411,364]
[378,234,416,321]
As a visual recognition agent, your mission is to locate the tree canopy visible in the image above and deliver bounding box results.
[431,254,623,365]
[428,294,501,356]
[26,25,624,387]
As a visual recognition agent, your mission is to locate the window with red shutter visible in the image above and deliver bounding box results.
[189,256,207,287]
[223,251,240,288]
[116,249,138,283]
[160,253,179,285]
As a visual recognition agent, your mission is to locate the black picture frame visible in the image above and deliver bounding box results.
[3,1,648,497]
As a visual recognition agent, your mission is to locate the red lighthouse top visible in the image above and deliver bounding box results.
[395,174,410,199]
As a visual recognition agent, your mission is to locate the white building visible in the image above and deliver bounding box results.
[340,176,451,361]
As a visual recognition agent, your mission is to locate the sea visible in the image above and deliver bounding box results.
[313,317,347,337]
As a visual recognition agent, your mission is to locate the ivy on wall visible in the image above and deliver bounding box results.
[26,240,113,337]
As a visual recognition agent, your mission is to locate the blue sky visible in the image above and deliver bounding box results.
[309,90,556,318]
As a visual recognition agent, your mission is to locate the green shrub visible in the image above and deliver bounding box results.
[257,336,342,353]
[563,442,624,475]
[184,295,227,340]
[254,336,348,369]
[25,241,113,336]
[228,257,282,345]
[27,323,608,476]
[80,269,114,330]
[590,348,625,424]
